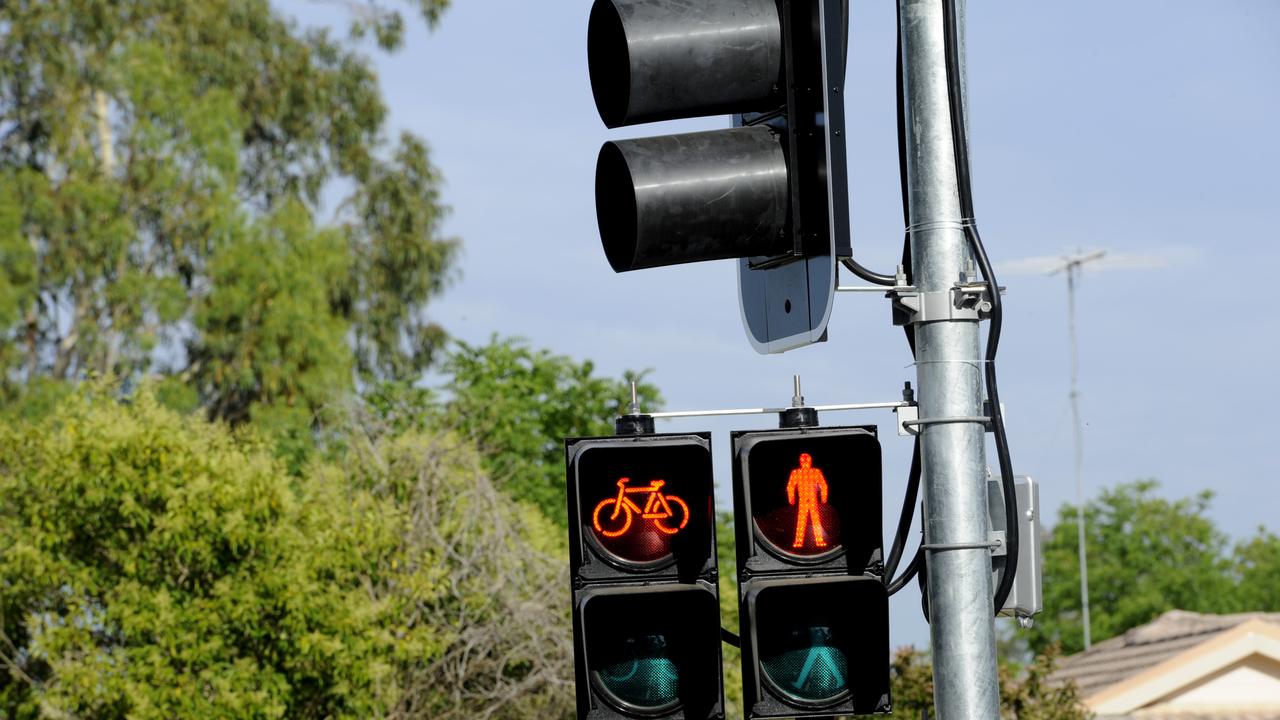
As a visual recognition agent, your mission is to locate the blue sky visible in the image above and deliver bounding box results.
[283,0,1279,648]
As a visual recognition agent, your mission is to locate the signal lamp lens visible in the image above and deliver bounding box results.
[748,442,847,557]
[755,588,853,706]
[578,445,709,566]
[760,626,850,703]
[752,579,888,710]
[594,635,682,712]
[583,588,720,715]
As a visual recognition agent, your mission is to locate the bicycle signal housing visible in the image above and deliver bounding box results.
[566,432,723,719]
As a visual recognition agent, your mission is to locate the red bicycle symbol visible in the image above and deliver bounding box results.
[592,477,690,538]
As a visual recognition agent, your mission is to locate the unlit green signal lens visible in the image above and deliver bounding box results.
[760,626,849,703]
[595,635,681,710]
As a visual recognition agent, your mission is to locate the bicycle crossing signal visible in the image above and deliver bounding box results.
[586,0,850,354]
[579,586,721,719]
[566,433,723,719]
[731,426,890,717]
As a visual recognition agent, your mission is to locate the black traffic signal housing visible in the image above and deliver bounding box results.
[732,426,890,717]
[587,0,849,353]
[566,432,724,719]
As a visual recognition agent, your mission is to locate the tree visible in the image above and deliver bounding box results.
[0,384,576,719]
[0,0,456,416]
[1234,528,1280,611]
[1028,480,1259,655]
[330,400,574,719]
[0,387,417,717]
[716,511,745,720]
[440,336,662,523]
[864,646,1091,720]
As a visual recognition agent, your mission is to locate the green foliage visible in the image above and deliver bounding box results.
[1027,480,1260,655]
[441,336,662,523]
[346,133,459,381]
[860,646,1090,720]
[0,376,74,424]
[191,200,353,469]
[0,387,412,717]
[329,405,573,719]
[716,511,744,720]
[1234,528,1280,611]
[0,385,574,719]
[0,0,455,412]
[998,648,1092,720]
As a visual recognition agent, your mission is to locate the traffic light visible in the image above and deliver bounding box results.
[566,432,724,719]
[731,426,890,717]
[587,0,849,353]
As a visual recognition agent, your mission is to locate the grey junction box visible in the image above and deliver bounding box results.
[987,476,1043,623]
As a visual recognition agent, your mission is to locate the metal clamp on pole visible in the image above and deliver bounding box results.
[922,530,1006,556]
[900,415,990,435]
[890,280,998,326]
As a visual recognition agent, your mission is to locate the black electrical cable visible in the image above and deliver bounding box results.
[896,1,917,357]
[883,0,922,598]
[887,544,923,596]
[841,257,896,286]
[939,0,1020,614]
[883,437,920,580]
[919,543,930,622]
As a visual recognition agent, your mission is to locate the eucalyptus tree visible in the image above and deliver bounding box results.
[0,0,456,426]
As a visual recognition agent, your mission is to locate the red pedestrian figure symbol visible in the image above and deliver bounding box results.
[787,453,829,549]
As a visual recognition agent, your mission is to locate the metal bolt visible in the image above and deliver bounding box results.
[791,375,805,408]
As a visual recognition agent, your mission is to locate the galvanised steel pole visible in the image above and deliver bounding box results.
[899,0,1002,717]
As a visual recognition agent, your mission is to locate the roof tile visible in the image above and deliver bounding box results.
[1049,610,1280,699]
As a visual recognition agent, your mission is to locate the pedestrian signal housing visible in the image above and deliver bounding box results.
[731,426,890,717]
[566,433,724,719]
[586,0,850,353]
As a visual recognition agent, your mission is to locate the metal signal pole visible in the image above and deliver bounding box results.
[900,0,1001,717]
[1052,249,1105,650]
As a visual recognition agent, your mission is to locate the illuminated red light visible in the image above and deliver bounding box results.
[592,477,690,537]
[591,477,690,563]
[787,453,830,550]
[751,449,842,557]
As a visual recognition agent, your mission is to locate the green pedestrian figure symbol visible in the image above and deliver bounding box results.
[792,627,845,694]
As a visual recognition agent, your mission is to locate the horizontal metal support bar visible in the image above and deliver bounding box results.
[836,285,917,293]
[647,400,910,420]
[810,401,911,412]
[649,407,786,419]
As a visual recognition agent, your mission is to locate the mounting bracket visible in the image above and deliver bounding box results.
[890,281,996,326]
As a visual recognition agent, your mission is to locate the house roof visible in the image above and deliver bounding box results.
[1131,712,1280,717]
[1128,715,1280,720]
[1051,610,1280,699]
[1049,607,1280,712]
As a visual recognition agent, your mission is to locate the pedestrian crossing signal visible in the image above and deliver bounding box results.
[745,577,888,714]
[732,426,890,717]
[734,427,883,575]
